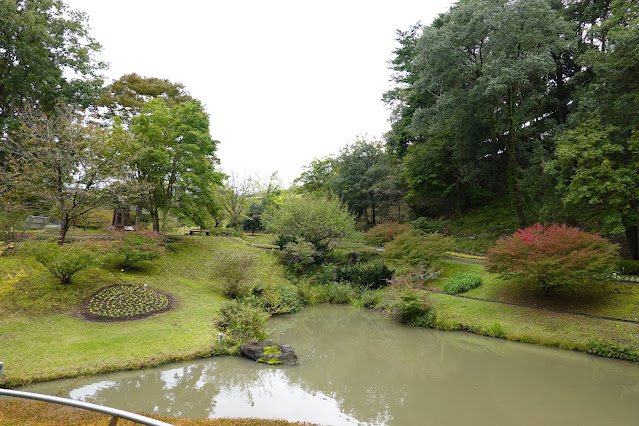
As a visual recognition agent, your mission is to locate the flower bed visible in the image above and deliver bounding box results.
[81,284,174,322]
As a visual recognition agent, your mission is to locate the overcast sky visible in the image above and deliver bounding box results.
[66,0,457,186]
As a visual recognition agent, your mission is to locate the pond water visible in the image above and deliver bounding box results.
[21,304,639,425]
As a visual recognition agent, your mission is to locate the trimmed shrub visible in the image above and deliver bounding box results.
[363,223,412,246]
[443,272,483,294]
[215,300,268,346]
[335,259,394,289]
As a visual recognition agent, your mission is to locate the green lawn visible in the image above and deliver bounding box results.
[0,235,286,387]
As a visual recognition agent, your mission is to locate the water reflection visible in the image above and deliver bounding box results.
[22,305,639,425]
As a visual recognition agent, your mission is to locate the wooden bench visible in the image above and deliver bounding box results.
[213,231,233,236]
[188,229,210,236]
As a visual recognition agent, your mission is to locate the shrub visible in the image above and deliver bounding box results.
[282,238,322,274]
[486,223,618,296]
[107,230,164,269]
[26,240,103,284]
[363,223,412,246]
[274,234,297,250]
[443,272,483,294]
[352,288,386,309]
[616,260,639,276]
[242,282,303,315]
[411,217,444,233]
[382,230,454,267]
[335,259,394,289]
[210,249,259,298]
[389,289,435,327]
[387,265,442,290]
[317,282,358,304]
[214,300,268,346]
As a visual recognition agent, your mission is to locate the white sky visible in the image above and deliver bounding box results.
[65,0,456,186]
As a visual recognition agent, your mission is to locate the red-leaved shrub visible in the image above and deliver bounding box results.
[486,223,618,296]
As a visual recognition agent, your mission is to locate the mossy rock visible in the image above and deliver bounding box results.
[239,341,297,366]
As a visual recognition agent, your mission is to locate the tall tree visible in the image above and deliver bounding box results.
[0,0,105,174]
[9,103,129,244]
[218,173,254,230]
[132,98,220,233]
[330,137,401,226]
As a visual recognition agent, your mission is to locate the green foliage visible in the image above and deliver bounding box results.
[335,259,394,289]
[387,265,442,290]
[107,230,164,269]
[586,339,639,361]
[489,321,505,338]
[214,300,268,346]
[210,249,259,298]
[26,240,103,284]
[443,272,483,295]
[281,238,322,275]
[241,282,303,315]
[274,234,297,250]
[316,282,358,304]
[390,289,435,327]
[352,288,386,309]
[486,223,619,296]
[382,230,454,267]
[82,285,172,320]
[411,217,444,233]
[363,223,412,246]
[616,260,639,276]
[263,194,355,250]
[262,345,283,355]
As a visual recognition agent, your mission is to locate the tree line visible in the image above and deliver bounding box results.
[295,0,639,259]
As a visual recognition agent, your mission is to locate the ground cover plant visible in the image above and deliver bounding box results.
[81,284,173,321]
[442,272,483,294]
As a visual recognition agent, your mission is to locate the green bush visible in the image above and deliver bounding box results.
[443,272,483,294]
[390,289,435,327]
[282,238,322,274]
[215,300,268,346]
[616,260,639,275]
[335,259,394,289]
[242,282,303,315]
[383,230,455,267]
[107,230,164,269]
[411,217,445,233]
[317,282,358,304]
[352,288,386,309]
[363,223,412,245]
[387,265,442,290]
[210,249,259,298]
[26,240,103,284]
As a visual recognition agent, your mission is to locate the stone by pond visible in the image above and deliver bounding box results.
[239,341,298,365]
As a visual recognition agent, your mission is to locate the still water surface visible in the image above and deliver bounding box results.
[22,304,639,425]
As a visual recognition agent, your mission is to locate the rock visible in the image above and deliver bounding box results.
[239,340,298,366]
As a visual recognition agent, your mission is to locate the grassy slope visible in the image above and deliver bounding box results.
[0,235,285,387]
[425,260,639,355]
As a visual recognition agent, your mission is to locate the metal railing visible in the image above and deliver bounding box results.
[0,389,174,426]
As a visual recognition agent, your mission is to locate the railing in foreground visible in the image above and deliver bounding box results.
[0,388,174,426]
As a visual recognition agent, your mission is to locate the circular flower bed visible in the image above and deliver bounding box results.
[81,284,174,322]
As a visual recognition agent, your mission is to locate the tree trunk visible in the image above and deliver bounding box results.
[506,86,527,228]
[135,204,142,228]
[625,225,639,260]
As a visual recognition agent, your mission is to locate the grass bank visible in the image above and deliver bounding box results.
[0,235,286,388]
[0,399,315,425]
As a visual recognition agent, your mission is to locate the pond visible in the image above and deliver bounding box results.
[21,304,639,425]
